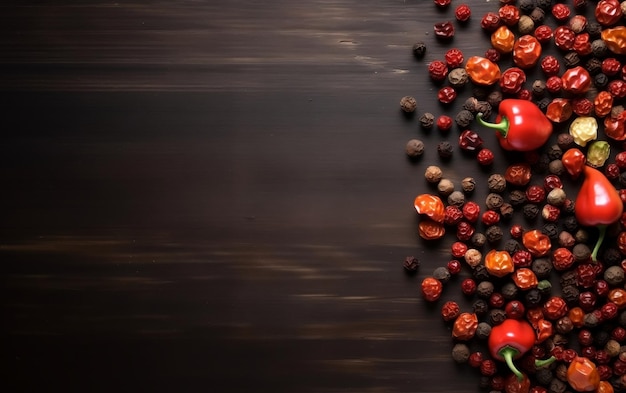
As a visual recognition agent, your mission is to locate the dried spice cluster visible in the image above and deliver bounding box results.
[401,1,626,392]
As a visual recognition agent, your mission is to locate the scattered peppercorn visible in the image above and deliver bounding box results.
[424,165,443,183]
[437,178,455,196]
[405,139,425,158]
[412,41,427,59]
[419,112,435,129]
[461,177,475,193]
[404,256,420,272]
[455,109,474,129]
[437,141,453,159]
[400,96,417,113]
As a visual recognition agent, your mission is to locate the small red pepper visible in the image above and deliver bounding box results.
[488,319,555,381]
[476,99,552,151]
[575,166,624,261]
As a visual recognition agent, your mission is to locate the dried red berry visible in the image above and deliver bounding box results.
[455,4,471,22]
[445,48,464,68]
[551,3,571,22]
[477,148,494,166]
[437,115,453,132]
[480,12,501,32]
[428,60,449,81]
[434,21,455,40]
[458,130,484,151]
[534,25,553,44]
[554,26,575,51]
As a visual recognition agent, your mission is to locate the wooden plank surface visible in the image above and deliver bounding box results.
[0,1,583,392]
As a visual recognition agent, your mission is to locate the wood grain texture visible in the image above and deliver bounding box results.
[1,1,542,392]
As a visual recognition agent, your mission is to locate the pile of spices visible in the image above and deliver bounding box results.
[400,1,626,392]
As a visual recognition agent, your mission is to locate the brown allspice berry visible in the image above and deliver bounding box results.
[424,165,443,183]
[499,203,514,220]
[548,159,565,176]
[485,193,504,210]
[437,178,455,196]
[558,231,576,248]
[455,109,474,129]
[437,141,453,159]
[518,15,535,35]
[451,343,470,363]
[400,96,417,113]
[572,243,592,262]
[448,68,469,88]
[547,188,567,206]
[474,101,492,119]
[447,191,465,207]
[405,139,425,158]
[486,91,502,109]
[485,225,503,243]
[461,177,476,193]
[487,174,506,193]
[463,97,479,113]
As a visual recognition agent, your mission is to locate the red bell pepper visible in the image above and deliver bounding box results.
[488,319,555,381]
[476,99,553,151]
[575,166,624,261]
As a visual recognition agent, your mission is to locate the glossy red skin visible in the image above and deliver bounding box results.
[488,319,536,360]
[575,166,624,226]
[494,99,553,151]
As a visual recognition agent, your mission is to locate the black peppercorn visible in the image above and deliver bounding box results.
[594,73,609,89]
[463,97,479,113]
[509,190,527,207]
[485,225,503,243]
[591,39,608,58]
[562,215,578,233]
[503,239,521,255]
[583,313,599,328]
[455,109,474,129]
[488,309,507,326]
[476,281,495,299]
[535,368,554,386]
[586,21,602,38]
[485,193,504,210]
[479,376,490,390]
[542,223,559,240]
[501,282,518,300]
[585,57,603,75]
[403,256,420,272]
[451,343,470,363]
[603,248,621,266]
[406,139,425,158]
[487,91,503,109]
[525,288,542,307]
[532,153,550,174]
[472,264,490,281]
[532,79,546,98]
[412,41,427,59]
[532,257,552,279]
[549,378,567,393]
[557,133,575,150]
[437,141,453,159]
[563,52,581,68]
[535,0,552,10]
[475,101,492,119]
[560,270,578,287]
[519,0,536,14]
[499,203,514,220]
[620,172,626,188]
[523,204,539,220]
[547,144,563,160]
[561,284,580,305]
[475,322,491,340]
[472,87,489,100]
[604,265,625,286]
[529,7,546,23]
[419,112,435,129]
[594,330,610,347]
[473,299,489,317]
[536,97,551,113]
[573,243,592,262]
[471,232,487,248]
[433,266,451,283]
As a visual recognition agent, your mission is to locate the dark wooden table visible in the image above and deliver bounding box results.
[0,1,597,392]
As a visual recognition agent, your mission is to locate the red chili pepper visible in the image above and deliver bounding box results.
[476,99,552,151]
[488,319,555,381]
[575,166,624,261]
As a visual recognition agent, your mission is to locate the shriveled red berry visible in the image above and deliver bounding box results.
[554,26,575,51]
[534,25,553,44]
[484,48,500,63]
[468,351,483,367]
[437,115,453,132]
[444,205,463,225]
[477,148,494,165]
[458,130,484,151]
[441,300,461,322]
[433,0,451,7]
[602,58,622,76]
[455,4,471,22]
[480,359,498,376]
[451,241,468,258]
[552,3,571,22]
[428,60,449,81]
[445,48,464,68]
[481,210,500,226]
[447,259,462,275]
[540,55,560,76]
[456,221,475,241]
[461,278,477,295]
[546,76,563,94]
[438,86,457,104]
[505,300,525,319]
[498,5,520,26]
[462,201,480,222]
[421,277,443,302]
[512,250,533,269]
[480,12,501,32]
[434,21,455,40]
[510,224,524,239]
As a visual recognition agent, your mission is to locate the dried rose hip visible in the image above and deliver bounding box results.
[455,4,471,22]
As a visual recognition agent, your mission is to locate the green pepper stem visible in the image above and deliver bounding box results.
[476,113,510,138]
[591,225,607,262]
[535,356,556,368]
[500,347,523,382]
